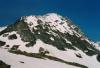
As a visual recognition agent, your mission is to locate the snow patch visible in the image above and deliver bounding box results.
[0,26,7,32]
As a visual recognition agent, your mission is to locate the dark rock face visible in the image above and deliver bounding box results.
[11,20,36,42]
[31,22,75,50]
[19,61,24,63]
[0,20,36,42]
[19,29,36,42]
[63,33,98,56]
[11,45,20,50]
[3,33,9,37]
[39,47,49,56]
[97,55,100,62]
[25,41,36,47]
[75,53,82,58]
[6,45,10,47]
[0,60,10,68]
[8,34,17,40]
[0,41,6,47]
[13,20,36,42]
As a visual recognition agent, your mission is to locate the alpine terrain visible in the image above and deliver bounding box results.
[0,13,100,68]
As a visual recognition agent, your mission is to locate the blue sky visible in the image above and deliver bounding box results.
[0,0,100,41]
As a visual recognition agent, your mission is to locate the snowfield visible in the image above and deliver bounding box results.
[0,48,78,68]
[0,38,100,68]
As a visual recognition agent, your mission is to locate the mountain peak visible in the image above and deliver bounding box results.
[20,13,75,35]
[0,13,100,68]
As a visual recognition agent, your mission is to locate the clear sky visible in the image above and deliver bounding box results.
[0,0,100,41]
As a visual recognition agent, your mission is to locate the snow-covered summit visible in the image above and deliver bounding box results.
[21,13,85,37]
[23,13,71,34]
